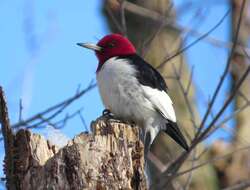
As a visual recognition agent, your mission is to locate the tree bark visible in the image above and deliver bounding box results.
[0,87,16,190]
[2,110,147,189]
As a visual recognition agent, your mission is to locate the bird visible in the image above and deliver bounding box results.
[77,34,189,155]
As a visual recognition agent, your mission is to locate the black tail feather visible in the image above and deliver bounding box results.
[164,121,189,151]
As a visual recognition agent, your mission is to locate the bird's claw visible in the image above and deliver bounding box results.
[102,109,135,125]
[102,109,118,123]
[102,109,113,117]
[102,109,123,123]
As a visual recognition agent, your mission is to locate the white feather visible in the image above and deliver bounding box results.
[141,85,176,122]
[97,57,154,123]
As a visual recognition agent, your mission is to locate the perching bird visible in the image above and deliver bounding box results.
[77,34,188,154]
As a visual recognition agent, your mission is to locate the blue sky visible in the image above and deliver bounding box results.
[0,0,232,188]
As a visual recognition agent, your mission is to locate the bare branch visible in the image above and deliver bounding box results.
[222,180,250,190]
[157,9,231,69]
[176,145,250,178]
[205,97,250,140]
[11,81,96,130]
[106,5,124,34]
[120,1,250,57]
[186,65,194,96]
[120,0,127,37]
[183,149,196,190]
[42,107,85,130]
[172,63,197,129]
[197,65,250,143]
[196,0,246,137]
[18,99,23,122]
[78,110,89,132]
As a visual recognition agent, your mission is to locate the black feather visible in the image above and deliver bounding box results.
[165,120,189,151]
[117,54,168,92]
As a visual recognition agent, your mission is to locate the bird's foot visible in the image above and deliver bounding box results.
[102,109,113,117]
[102,109,121,123]
[101,109,127,124]
[102,109,121,122]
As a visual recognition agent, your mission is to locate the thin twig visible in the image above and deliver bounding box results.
[172,63,197,129]
[28,107,85,130]
[121,1,250,55]
[205,99,250,140]
[78,110,89,132]
[157,9,231,69]
[175,145,250,178]
[18,99,23,122]
[11,81,96,129]
[120,0,127,37]
[195,0,246,137]
[141,3,174,57]
[196,65,250,143]
[222,180,250,190]
[186,65,194,96]
[183,149,196,190]
[106,5,124,34]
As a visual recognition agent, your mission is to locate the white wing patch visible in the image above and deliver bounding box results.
[142,85,176,122]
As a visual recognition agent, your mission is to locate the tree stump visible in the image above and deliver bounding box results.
[4,116,147,190]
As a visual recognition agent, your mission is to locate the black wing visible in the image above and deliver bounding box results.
[117,54,168,92]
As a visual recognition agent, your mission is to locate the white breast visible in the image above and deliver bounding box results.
[96,57,154,123]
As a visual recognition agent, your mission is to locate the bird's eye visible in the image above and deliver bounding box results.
[107,42,115,48]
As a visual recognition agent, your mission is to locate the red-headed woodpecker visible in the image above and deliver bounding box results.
[77,34,188,154]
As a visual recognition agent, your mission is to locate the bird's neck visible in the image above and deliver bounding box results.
[96,54,137,73]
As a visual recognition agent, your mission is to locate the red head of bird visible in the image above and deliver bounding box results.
[77,34,136,70]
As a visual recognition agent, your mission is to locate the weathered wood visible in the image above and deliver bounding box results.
[7,117,146,190]
[0,87,16,190]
